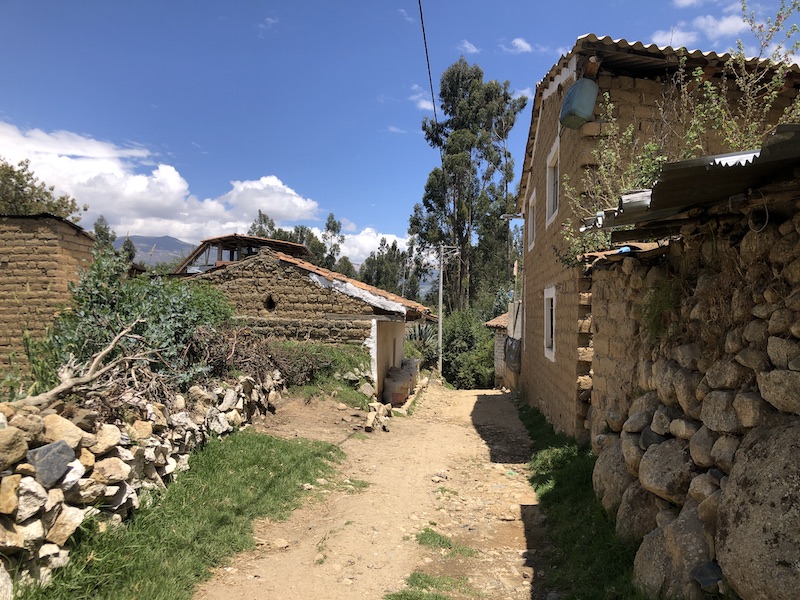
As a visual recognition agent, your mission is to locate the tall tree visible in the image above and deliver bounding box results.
[333,255,357,279]
[247,209,277,237]
[0,158,86,221]
[121,236,137,262]
[321,213,344,270]
[358,237,422,299]
[93,215,116,250]
[409,58,527,312]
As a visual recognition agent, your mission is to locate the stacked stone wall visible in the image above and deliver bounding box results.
[0,218,94,372]
[590,198,800,599]
[198,251,374,344]
[0,374,282,591]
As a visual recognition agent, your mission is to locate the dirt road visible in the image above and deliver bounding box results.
[194,382,553,600]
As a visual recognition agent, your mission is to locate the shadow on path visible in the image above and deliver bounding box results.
[471,391,555,600]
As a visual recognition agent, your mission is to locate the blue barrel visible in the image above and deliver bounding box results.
[559,78,599,129]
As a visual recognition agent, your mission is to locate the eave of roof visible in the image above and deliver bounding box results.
[0,212,93,240]
[485,313,509,329]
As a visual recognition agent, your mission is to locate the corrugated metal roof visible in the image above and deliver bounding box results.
[595,124,800,229]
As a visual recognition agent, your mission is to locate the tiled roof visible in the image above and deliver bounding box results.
[485,312,509,330]
[273,250,434,320]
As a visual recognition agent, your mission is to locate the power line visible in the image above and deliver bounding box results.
[417,0,439,133]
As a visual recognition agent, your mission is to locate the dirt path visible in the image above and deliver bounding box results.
[194,382,553,600]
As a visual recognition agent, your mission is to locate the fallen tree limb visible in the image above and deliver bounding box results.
[11,321,157,408]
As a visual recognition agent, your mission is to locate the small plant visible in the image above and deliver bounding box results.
[415,527,477,558]
[639,276,684,343]
[385,571,475,599]
[406,322,438,369]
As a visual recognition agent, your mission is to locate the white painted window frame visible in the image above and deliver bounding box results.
[544,286,555,362]
[545,137,560,228]
[526,190,536,251]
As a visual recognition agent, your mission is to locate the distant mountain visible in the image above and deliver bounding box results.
[113,235,195,266]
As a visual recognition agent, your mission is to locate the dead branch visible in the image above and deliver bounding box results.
[11,320,157,408]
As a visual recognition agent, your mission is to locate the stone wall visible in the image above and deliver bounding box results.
[197,250,374,344]
[589,199,800,599]
[0,374,281,592]
[0,217,94,372]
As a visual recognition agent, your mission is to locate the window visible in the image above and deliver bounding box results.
[544,286,555,361]
[546,139,560,227]
[527,190,536,251]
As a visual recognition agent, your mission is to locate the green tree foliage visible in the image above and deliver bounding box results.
[333,255,357,278]
[358,237,421,298]
[0,158,86,221]
[121,236,137,262]
[29,248,233,392]
[441,309,494,389]
[247,209,277,237]
[410,58,527,312]
[92,215,116,250]
[321,212,344,269]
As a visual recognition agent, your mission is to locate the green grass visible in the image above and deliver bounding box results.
[17,429,342,600]
[385,571,475,600]
[515,398,644,600]
[415,527,478,558]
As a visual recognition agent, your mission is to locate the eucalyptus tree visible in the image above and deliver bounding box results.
[409,58,527,312]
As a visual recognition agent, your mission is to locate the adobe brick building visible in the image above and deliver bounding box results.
[0,214,94,372]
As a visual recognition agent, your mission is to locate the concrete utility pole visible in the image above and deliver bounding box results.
[437,243,459,374]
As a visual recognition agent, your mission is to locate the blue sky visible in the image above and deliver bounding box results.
[0,0,786,263]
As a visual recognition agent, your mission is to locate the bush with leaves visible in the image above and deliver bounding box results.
[406,322,438,369]
[441,309,494,389]
[28,248,233,394]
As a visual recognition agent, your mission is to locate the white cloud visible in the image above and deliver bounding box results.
[340,217,357,233]
[500,37,533,54]
[387,125,407,134]
[0,122,319,244]
[340,227,407,265]
[514,87,534,100]
[398,9,413,23]
[409,84,434,111]
[693,13,748,41]
[258,17,279,37]
[652,27,700,47]
[457,39,480,54]
[673,0,702,7]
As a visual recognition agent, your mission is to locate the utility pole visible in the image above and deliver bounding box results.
[437,243,459,374]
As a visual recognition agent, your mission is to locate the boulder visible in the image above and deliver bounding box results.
[740,224,780,265]
[0,517,25,554]
[633,501,711,600]
[592,438,635,515]
[669,417,701,440]
[743,319,769,346]
[757,370,800,414]
[218,388,238,412]
[767,336,800,368]
[673,368,702,418]
[127,420,153,441]
[205,408,232,435]
[733,391,771,427]
[69,408,99,432]
[0,475,20,515]
[710,435,740,474]
[64,478,106,505]
[700,390,743,434]
[716,420,800,600]
[8,413,44,443]
[734,347,770,371]
[41,414,84,449]
[653,359,680,407]
[615,480,660,542]
[620,431,644,476]
[704,359,751,390]
[26,440,75,489]
[768,308,795,335]
[91,457,131,485]
[16,477,47,522]
[0,427,28,471]
[639,438,695,504]
[689,426,716,468]
[88,424,122,456]
[0,562,11,600]
[45,505,85,546]
[672,343,701,370]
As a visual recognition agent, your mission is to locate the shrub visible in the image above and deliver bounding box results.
[405,322,438,369]
[441,309,493,389]
[27,248,233,393]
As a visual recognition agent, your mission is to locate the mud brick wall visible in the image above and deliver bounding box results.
[197,250,374,344]
[0,217,94,372]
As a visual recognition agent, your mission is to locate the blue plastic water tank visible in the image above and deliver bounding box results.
[559,78,599,129]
